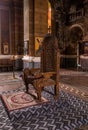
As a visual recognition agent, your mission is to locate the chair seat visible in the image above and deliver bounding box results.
[36,78,56,88]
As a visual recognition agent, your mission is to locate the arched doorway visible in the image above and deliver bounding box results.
[61,24,84,69]
[69,24,84,68]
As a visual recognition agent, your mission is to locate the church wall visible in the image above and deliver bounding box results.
[28,0,48,56]
[0,0,24,55]
[0,0,24,71]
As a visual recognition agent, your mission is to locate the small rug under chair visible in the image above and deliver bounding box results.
[1,90,48,111]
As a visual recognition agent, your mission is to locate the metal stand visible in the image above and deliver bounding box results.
[77,42,81,71]
[12,55,18,79]
[12,55,15,78]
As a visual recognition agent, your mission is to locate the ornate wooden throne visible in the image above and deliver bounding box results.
[22,34,60,101]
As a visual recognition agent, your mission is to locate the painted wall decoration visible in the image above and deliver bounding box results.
[35,37,43,56]
[3,42,9,54]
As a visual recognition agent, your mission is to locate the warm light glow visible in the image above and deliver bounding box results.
[48,2,51,28]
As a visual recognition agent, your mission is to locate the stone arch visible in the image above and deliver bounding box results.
[69,24,84,36]
[69,25,83,42]
[61,23,84,68]
[66,24,84,54]
[60,24,84,54]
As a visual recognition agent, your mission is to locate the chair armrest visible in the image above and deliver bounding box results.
[30,68,40,74]
[42,72,56,79]
[28,73,43,80]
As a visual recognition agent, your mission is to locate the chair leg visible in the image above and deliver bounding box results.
[36,88,42,101]
[25,83,29,93]
[54,84,59,100]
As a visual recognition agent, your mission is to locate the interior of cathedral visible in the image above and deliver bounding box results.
[0,0,88,130]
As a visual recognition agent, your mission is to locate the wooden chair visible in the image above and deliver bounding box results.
[34,49,60,100]
[22,34,60,101]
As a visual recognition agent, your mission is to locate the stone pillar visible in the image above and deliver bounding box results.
[28,0,48,56]
[24,0,29,41]
[34,0,48,36]
[12,0,24,55]
[29,0,34,56]
[11,0,24,70]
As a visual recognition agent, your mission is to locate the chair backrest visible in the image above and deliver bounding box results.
[41,33,60,82]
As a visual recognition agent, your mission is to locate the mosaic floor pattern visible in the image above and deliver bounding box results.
[60,69,88,101]
[0,86,88,130]
[0,70,88,130]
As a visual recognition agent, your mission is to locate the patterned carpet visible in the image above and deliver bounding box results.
[9,89,88,130]
[0,70,88,130]
[60,69,88,130]
[1,90,48,111]
[60,69,88,101]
